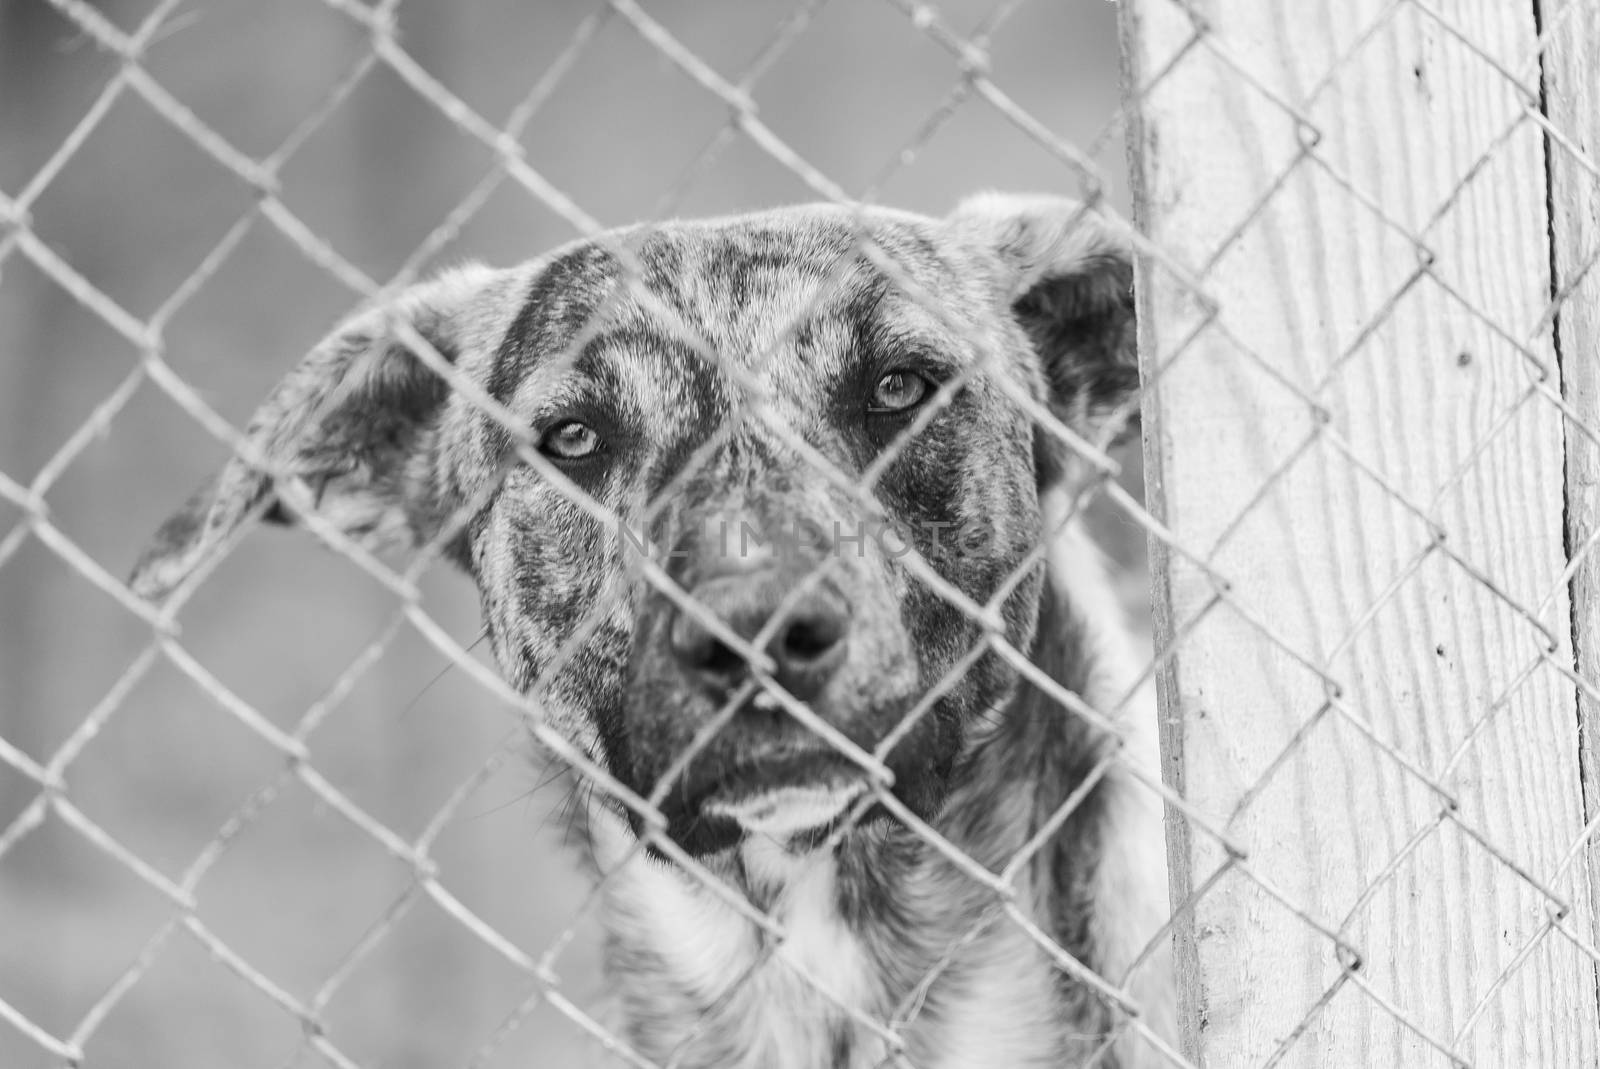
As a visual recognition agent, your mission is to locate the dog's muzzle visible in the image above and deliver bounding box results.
[632,552,881,854]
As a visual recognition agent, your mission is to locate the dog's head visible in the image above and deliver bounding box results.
[131,195,1137,857]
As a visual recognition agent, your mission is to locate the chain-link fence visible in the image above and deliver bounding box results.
[3,0,1599,1066]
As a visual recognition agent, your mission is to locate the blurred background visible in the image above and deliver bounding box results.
[0,1,1139,1065]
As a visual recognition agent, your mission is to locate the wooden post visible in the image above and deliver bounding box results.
[1542,0,1600,988]
[1121,1,1600,1064]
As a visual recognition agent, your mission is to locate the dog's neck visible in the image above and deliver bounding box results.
[580,517,1165,1069]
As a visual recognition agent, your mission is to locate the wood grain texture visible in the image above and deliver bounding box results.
[1542,0,1600,994]
[1122,1,1600,1065]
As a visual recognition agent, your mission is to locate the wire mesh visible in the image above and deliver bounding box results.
[1,0,1598,1067]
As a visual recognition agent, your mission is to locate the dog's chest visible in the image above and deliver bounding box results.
[603,835,890,1069]
[739,843,889,1069]
[722,855,1069,1069]
[597,822,1070,1069]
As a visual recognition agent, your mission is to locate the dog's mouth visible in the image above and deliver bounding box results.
[655,750,881,856]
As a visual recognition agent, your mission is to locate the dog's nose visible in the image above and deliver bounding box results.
[670,571,851,701]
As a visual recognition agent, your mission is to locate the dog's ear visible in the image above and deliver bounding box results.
[130,264,506,602]
[950,193,1138,456]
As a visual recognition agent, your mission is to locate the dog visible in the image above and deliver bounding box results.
[130,194,1176,1068]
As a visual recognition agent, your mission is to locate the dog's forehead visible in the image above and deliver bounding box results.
[488,205,999,425]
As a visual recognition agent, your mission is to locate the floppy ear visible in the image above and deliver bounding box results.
[950,193,1138,465]
[129,263,507,602]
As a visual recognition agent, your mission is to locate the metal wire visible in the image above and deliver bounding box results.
[3,0,1598,1066]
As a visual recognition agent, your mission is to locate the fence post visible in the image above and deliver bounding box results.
[1541,0,1600,983]
[1121,1,1600,1064]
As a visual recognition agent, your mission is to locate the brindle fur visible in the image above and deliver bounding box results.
[132,195,1175,1068]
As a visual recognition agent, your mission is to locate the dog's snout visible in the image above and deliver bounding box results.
[670,572,851,701]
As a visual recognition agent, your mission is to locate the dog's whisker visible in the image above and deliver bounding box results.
[394,624,491,721]
[457,753,572,824]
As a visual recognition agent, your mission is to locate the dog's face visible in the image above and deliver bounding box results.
[131,196,1136,857]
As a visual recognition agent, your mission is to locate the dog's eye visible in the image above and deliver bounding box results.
[540,420,602,460]
[869,370,933,414]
